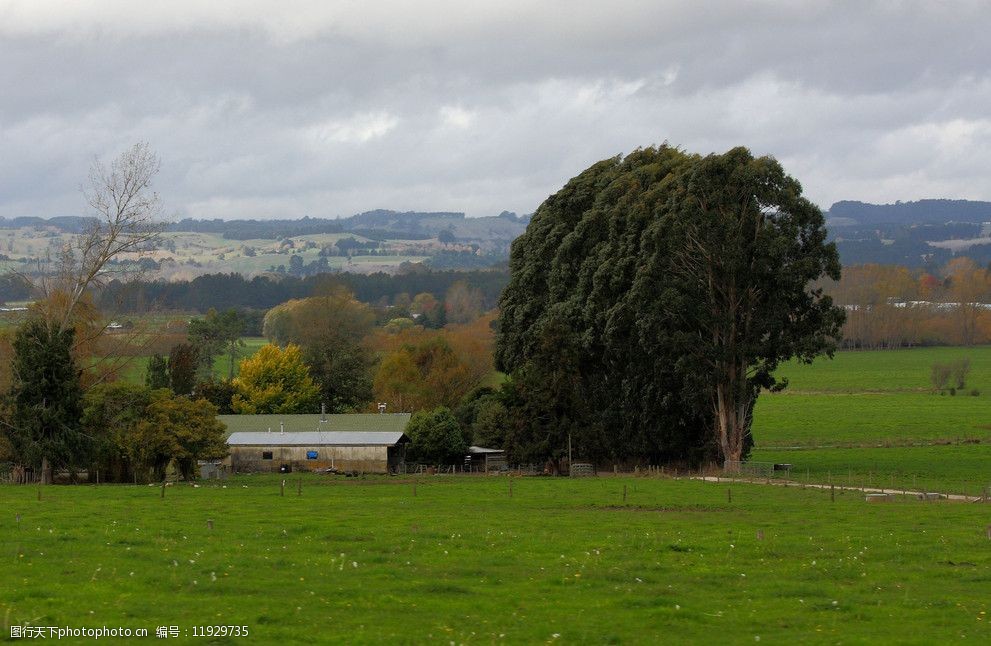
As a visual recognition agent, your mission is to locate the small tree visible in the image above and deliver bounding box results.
[930,362,952,392]
[168,343,200,395]
[951,358,971,390]
[131,394,228,481]
[192,379,237,415]
[472,398,509,448]
[82,382,154,482]
[145,353,170,390]
[189,309,246,380]
[406,407,467,466]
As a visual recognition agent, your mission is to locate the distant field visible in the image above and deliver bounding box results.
[0,227,433,279]
[751,346,991,491]
[754,392,990,447]
[3,475,991,643]
[765,345,991,394]
[119,337,268,384]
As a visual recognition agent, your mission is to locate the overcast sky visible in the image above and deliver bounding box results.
[1,1,990,220]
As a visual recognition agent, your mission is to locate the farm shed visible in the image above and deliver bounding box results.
[221,413,411,474]
[467,446,507,472]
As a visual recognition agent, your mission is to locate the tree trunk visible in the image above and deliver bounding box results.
[715,364,750,468]
[41,456,52,485]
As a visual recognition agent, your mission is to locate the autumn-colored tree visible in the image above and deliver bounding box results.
[444,280,484,324]
[262,286,374,347]
[231,344,320,414]
[410,292,445,328]
[443,312,496,387]
[372,335,484,412]
[946,258,991,345]
[262,287,375,412]
[823,258,991,348]
[373,350,428,413]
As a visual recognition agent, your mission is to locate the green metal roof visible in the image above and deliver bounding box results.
[217,413,411,438]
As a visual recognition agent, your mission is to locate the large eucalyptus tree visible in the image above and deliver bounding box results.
[497,145,843,466]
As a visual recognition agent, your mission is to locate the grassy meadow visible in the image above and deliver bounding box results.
[751,346,991,493]
[3,475,991,644]
[1,346,990,643]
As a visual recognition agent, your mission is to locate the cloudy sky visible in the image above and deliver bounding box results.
[1,1,990,220]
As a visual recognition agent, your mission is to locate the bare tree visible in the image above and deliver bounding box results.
[30,143,166,332]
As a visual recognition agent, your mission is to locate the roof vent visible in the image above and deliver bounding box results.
[280,422,285,434]
[321,403,327,422]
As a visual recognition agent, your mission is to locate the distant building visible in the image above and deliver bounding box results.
[222,413,411,474]
[467,446,507,472]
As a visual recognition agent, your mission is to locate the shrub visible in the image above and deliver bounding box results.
[951,358,971,390]
[406,407,467,466]
[930,362,951,392]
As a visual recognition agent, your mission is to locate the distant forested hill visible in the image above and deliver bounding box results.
[827,199,991,226]
[0,210,529,242]
[826,200,991,268]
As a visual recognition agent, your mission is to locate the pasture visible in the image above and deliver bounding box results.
[3,474,991,644]
[752,346,991,493]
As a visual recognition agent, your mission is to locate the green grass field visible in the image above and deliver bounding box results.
[751,346,991,492]
[3,475,991,644]
[762,346,991,394]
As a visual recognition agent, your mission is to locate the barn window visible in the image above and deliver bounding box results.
[306,451,318,460]
[262,451,273,460]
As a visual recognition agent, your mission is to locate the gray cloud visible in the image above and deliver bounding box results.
[1,1,990,219]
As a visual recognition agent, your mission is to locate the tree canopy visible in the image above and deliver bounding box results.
[405,407,467,466]
[261,287,375,412]
[231,343,320,414]
[496,145,843,466]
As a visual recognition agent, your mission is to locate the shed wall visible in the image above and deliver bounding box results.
[231,445,391,473]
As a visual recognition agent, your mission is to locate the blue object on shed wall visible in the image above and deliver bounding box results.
[306,451,318,459]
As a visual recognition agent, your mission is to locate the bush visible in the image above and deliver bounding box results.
[951,358,971,390]
[930,362,951,392]
[971,389,981,397]
[406,407,467,466]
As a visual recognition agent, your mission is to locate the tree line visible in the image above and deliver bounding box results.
[825,258,991,348]
[86,269,508,314]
